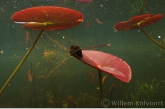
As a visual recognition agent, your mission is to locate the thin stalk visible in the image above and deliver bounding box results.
[95,34,103,107]
[138,25,165,49]
[0,27,46,95]
[98,70,103,107]
[138,0,147,15]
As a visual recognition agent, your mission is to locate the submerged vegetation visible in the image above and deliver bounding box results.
[0,0,165,108]
[124,79,165,107]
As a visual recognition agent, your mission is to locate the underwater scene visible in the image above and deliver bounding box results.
[0,0,165,108]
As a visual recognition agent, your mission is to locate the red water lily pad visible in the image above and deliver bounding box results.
[80,50,132,83]
[12,6,84,30]
[114,14,163,31]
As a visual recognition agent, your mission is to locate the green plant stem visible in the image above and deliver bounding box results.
[0,27,46,95]
[98,70,103,107]
[138,25,165,49]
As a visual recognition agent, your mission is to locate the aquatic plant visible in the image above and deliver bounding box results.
[76,92,100,107]
[136,79,165,101]
[61,100,69,108]
[125,79,165,107]
[124,91,140,108]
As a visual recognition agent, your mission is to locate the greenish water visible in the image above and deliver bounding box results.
[0,0,165,108]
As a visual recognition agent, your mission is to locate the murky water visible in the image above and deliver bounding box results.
[0,0,165,108]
